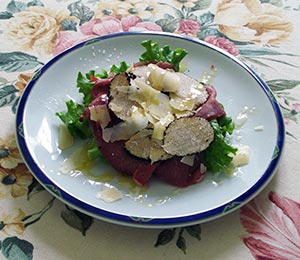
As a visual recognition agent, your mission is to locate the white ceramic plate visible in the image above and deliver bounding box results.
[16,32,285,228]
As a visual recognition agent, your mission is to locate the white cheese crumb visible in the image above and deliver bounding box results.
[231,145,250,167]
[96,186,123,203]
[234,106,256,129]
[200,163,207,173]
[254,125,264,131]
[234,112,248,128]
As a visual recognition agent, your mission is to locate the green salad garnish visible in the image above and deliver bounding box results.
[203,115,237,173]
[140,39,188,71]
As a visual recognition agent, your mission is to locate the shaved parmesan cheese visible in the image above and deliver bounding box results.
[152,113,174,140]
[60,145,88,174]
[128,78,173,121]
[169,93,195,111]
[175,73,208,105]
[102,107,148,142]
[144,110,158,125]
[147,63,165,91]
[200,163,207,173]
[180,154,195,166]
[148,64,180,92]
[130,65,149,81]
[230,145,250,167]
[96,186,123,203]
[102,128,113,143]
[162,71,180,92]
[89,105,111,128]
[58,124,74,150]
[149,145,171,163]
[60,158,76,174]
[147,93,172,120]
[130,80,161,103]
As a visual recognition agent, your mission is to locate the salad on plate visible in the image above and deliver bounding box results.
[56,39,247,188]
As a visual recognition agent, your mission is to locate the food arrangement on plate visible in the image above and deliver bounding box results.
[16,32,284,226]
[56,39,249,188]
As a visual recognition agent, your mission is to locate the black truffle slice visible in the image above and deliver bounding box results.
[108,73,138,121]
[162,117,214,156]
[125,129,172,162]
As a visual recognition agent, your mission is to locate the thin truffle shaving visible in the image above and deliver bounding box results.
[162,117,214,156]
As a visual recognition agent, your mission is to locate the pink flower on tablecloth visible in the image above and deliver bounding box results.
[52,31,96,56]
[53,15,162,55]
[284,118,290,125]
[292,103,300,111]
[240,191,300,260]
[121,15,141,31]
[178,19,201,35]
[204,36,239,56]
[127,21,163,32]
[81,16,123,35]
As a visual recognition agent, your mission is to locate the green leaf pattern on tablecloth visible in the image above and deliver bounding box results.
[6,1,27,14]
[155,225,202,254]
[67,1,94,25]
[60,206,94,236]
[0,0,300,257]
[0,85,18,108]
[61,18,78,31]
[0,197,54,259]
[1,237,33,260]
[1,0,44,19]
[0,11,13,19]
[26,179,44,200]
[0,52,42,72]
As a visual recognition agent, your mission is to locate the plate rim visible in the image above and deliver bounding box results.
[15,31,285,228]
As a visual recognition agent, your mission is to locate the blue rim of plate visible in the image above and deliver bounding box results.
[16,31,285,228]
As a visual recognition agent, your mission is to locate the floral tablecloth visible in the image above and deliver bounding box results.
[1,0,300,259]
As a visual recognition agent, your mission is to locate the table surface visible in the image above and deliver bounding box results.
[1,0,300,259]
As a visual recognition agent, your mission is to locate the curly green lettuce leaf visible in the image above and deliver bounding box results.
[203,116,237,173]
[56,61,129,139]
[110,61,129,74]
[56,100,91,139]
[76,71,95,106]
[139,39,188,71]
[76,61,129,106]
[87,137,102,161]
[216,115,235,135]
